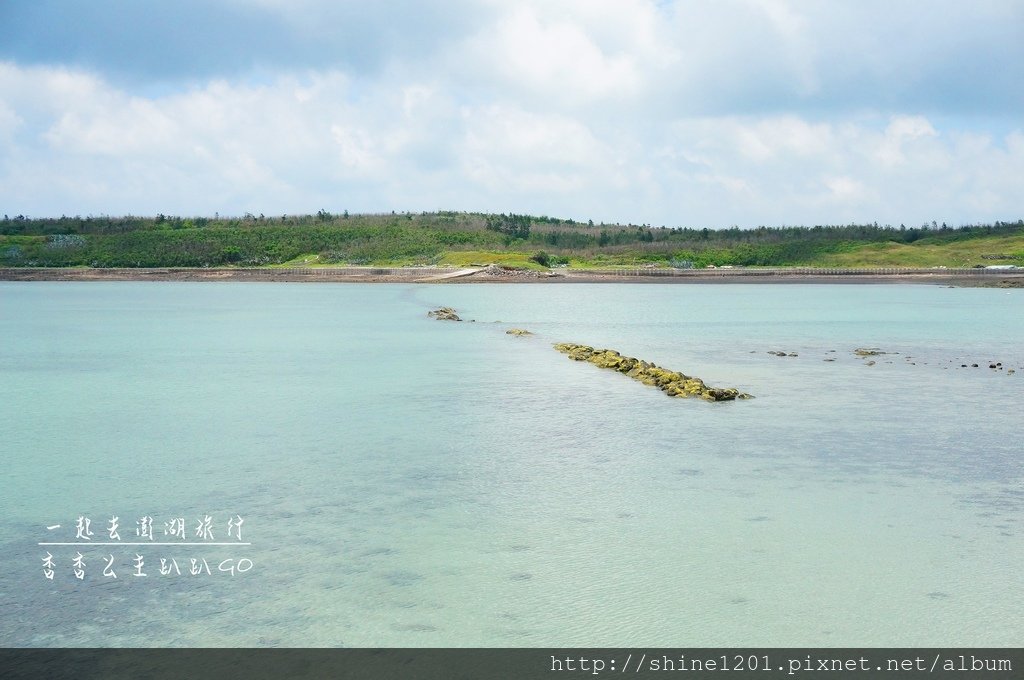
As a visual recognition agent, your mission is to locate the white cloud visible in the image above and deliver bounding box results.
[330,124,382,174]
[454,3,660,107]
[458,104,631,200]
[823,176,869,203]
[876,115,939,166]
[659,113,1022,225]
[0,1,1021,227]
[0,100,21,142]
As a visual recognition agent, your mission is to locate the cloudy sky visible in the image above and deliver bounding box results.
[1,0,1021,227]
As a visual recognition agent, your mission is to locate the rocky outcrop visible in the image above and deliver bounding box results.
[480,264,541,278]
[506,328,533,336]
[553,343,752,402]
[428,307,461,321]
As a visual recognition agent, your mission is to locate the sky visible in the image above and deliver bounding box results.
[0,0,1022,228]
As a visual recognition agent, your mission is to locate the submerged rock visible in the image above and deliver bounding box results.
[854,347,887,356]
[506,328,533,336]
[427,307,462,321]
[553,342,752,402]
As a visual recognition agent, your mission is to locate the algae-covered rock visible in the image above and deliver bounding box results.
[428,307,461,321]
[554,343,595,361]
[854,347,886,356]
[591,350,625,369]
[553,342,752,402]
[506,328,533,336]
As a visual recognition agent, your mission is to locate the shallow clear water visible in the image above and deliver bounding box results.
[0,281,1021,647]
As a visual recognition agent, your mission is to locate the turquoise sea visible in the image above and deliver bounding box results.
[0,281,1021,647]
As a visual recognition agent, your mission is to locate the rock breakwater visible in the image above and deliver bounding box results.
[428,307,462,321]
[553,343,752,402]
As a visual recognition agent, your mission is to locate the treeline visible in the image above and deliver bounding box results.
[0,224,501,268]
[1,211,1021,268]
[0,211,478,236]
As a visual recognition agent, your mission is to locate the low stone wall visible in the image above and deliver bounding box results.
[554,343,752,402]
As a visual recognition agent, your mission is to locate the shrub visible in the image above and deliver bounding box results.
[529,250,552,267]
[220,246,242,263]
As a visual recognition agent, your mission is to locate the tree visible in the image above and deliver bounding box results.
[485,213,530,239]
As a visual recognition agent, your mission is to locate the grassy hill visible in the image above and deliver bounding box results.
[812,234,1024,268]
[1,211,1021,269]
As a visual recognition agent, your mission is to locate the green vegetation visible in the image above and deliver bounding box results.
[1,211,1022,269]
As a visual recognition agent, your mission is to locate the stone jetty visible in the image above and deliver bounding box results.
[553,343,752,402]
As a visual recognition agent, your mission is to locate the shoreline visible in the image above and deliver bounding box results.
[1,266,1022,286]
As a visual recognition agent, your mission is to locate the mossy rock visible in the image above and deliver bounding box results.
[428,307,462,321]
[591,351,625,369]
[553,342,752,402]
[554,343,596,361]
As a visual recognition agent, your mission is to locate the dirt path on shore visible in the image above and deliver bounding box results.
[413,267,482,282]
